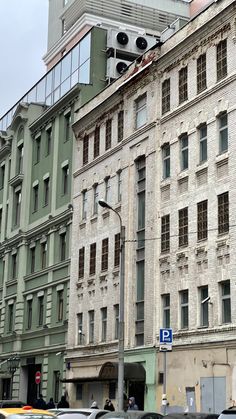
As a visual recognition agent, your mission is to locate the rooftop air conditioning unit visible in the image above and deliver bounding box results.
[107,29,157,55]
[106,57,131,79]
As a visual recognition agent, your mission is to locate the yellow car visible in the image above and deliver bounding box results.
[0,407,56,419]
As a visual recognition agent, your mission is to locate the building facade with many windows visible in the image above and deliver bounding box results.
[68,0,236,412]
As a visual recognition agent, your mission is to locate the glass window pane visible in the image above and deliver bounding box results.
[72,44,79,73]
[71,70,79,87]
[37,79,46,102]
[54,87,60,103]
[28,87,37,103]
[61,52,71,82]
[60,78,71,97]
[46,71,53,97]
[79,59,90,84]
[54,62,61,88]
[79,33,91,65]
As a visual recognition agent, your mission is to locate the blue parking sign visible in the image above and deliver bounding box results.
[160,328,173,344]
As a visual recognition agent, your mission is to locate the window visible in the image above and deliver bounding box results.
[105,177,111,203]
[33,185,39,212]
[44,178,50,206]
[114,233,120,267]
[114,304,119,340]
[46,128,52,156]
[199,124,207,162]
[17,144,24,174]
[180,135,188,171]
[57,290,64,322]
[161,214,170,253]
[197,54,207,93]
[162,144,170,179]
[77,313,83,344]
[179,207,188,247]
[162,79,170,114]
[136,300,144,346]
[62,165,69,195]
[162,294,170,328]
[30,247,36,273]
[136,94,147,129]
[101,238,109,271]
[64,113,71,142]
[38,296,44,326]
[101,307,107,342]
[117,110,124,142]
[218,192,229,234]
[179,66,188,104]
[82,190,87,220]
[27,300,33,329]
[93,184,98,215]
[89,243,96,275]
[180,290,188,329]
[94,126,100,158]
[0,165,5,189]
[35,137,41,163]
[41,242,47,269]
[197,200,208,241]
[221,280,231,324]
[200,286,208,327]
[12,253,17,280]
[60,232,66,261]
[89,310,94,343]
[117,171,122,202]
[14,189,21,226]
[54,371,60,404]
[83,135,89,165]
[77,247,85,281]
[219,113,228,154]
[217,39,227,81]
[117,111,124,143]
[8,304,14,332]
[105,119,112,150]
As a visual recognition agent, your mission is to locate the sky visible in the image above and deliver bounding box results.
[0,0,48,117]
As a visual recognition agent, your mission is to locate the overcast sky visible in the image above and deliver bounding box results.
[0,0,48,117]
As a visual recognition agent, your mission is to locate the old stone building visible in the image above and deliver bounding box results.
[68,0,236,412]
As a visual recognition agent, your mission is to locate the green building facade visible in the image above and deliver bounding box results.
[0,26,107,404]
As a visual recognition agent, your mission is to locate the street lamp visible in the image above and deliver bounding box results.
[98,199,125,411]
[7,356,20,399]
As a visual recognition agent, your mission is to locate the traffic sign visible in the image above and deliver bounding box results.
[160,328,173,344]
[35,371,41,385]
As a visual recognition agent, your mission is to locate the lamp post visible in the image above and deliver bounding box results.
[98,199,125,411]
[7,356,20,399]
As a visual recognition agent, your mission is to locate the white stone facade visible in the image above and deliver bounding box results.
[68,0,236,412]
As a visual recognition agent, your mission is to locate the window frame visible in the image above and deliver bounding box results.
[180,134,188,171]
[221,280,231,324]
[180,290,189,329]
[162,294,170,328]
[161,214,170,253]
[199,124,207,163]
[83,135,89,165]
[218,112,228,154]
[218,192,229,235]
[197,53,207,93]
[78,247,85,279]
[217,39,227,81]
[105,119,112,150]
[197,200,208,241]
[179,66,188,104]
[117,110,124,142]
[179,207,188,247]
[101,238,109,272]
[162,144,170,179]
[162,78,170,114]
[89,243,96,275]
[94,126,100,158]
[135,94,147,129]
[101,307,107,342]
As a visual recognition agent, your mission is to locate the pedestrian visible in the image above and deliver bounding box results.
[128,397,138,411]
[57,395,70,408]
[35,394,47,410]
[90,401,99,409]
[46,397,55,409]
[104,399,115,411]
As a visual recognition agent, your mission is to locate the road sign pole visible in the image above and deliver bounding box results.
[163,351,167,415]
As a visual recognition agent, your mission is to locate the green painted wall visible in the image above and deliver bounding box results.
[125,349,157,411]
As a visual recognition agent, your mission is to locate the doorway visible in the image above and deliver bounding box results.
[27,364,41,406]
[1,378,11,400]
[128,381,145,410]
